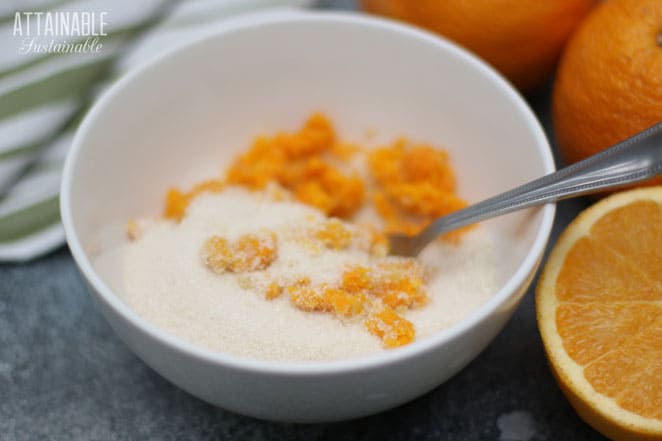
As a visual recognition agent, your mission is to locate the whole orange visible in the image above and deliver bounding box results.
[553,0,662,188]
[360,0,596,91]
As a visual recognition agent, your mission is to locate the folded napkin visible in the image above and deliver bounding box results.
[0,0,313,262]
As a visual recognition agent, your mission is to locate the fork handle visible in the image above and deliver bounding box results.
[414,122,662,251]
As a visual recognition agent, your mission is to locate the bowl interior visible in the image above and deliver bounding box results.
[65,13,553,363]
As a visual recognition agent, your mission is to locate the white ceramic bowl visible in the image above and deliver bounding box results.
[61,11,555,422]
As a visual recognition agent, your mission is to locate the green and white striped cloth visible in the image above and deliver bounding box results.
[0,0,313,262]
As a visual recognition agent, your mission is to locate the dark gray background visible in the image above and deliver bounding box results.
[1,1,610,440]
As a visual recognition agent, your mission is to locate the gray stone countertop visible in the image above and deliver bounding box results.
[1,3,611,440]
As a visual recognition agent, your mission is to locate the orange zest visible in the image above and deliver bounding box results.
[165,179,224,221]
[369,140,469,240]
[265,282,283,300]
[280,260,427,348]
[202,231,277,274]
[314,218,353,250]
[163,113,469,243]
[159,113,471,349]
[225,113,364,218]
[365,307,416,349]
[323,287,366,317]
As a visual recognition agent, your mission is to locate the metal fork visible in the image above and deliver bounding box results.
[388,122,662,257]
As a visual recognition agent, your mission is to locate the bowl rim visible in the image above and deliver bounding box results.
[61,10,556,376]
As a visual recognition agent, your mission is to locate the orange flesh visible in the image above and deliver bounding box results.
[555,200,662,419]
[159,113,470,349]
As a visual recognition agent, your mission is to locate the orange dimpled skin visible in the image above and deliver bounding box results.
[361,0,596,91]
[552,0,662,188]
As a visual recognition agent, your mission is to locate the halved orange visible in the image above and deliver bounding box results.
[537,187,662,441]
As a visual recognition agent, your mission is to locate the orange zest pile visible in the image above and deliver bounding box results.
[225,114,364,218]
[365,307,415,349]
[313,218,353,250]
[369,140,469,241]
[275,260,428,348]
[163,113,468,239]
[199,219,427,348]
[158,113,470,349]
[202,231,277,273]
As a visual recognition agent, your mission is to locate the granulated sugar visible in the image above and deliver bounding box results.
[96,188,515,362]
